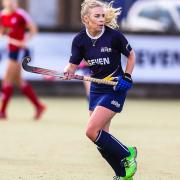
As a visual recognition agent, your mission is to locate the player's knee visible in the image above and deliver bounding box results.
[85,126,99,141]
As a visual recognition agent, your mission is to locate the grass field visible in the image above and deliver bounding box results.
[0,97,180,180]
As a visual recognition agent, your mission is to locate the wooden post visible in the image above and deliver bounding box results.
[58,0,71,29]
[58,0,83,31]
[70,0,83,30]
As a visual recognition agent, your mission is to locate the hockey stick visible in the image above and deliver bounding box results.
[22,56,117,86]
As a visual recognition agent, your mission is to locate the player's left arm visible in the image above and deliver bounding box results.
[25,19,38,42]
[125,49,135,75]
[114,50,135,92]
[114,32,136,92]
[20,9,38,42]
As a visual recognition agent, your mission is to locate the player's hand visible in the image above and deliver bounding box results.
[63,72,74,80]
[114,73,133,92]
[63,65,75,80]
[8,38,26,48]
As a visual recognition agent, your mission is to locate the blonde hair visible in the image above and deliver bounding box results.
[81,0,121,29]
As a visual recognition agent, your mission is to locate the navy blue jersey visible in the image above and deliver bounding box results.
[69,26,132,93]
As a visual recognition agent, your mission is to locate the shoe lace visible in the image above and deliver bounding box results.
[121,158,135,168]
[113,176,121,180]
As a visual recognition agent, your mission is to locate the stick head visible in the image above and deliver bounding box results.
[26,56,31,63]
[21,56,65,77]
[22,56,31,68]
[22,56,34,73]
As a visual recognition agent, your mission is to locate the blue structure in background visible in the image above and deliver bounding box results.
[103,0,138,22]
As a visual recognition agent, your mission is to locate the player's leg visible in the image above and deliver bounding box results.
[98,92,137,177]
[0,60,16,119]
[87,106,130,176]
[91,109,118,173]
[88,93,130,157]
[88,93,137,178]
[96,119,126,177]
[15,60,45,120]
[90,110,115,169]
[96,120,131,178]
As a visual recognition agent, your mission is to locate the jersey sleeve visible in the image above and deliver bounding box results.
[17,9,33,25]
[114,31,132,57]
[69,35,83,65]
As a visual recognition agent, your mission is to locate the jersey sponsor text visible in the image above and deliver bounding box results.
[87,57,110,66]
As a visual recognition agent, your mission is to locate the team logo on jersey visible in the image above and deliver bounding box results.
[111,100,121,108]
[11,17,17,24]
[87,57,110,66]
[101,47,112,53]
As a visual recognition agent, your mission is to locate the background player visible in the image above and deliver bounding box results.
[0,0,45,120]
[64,0,137,179]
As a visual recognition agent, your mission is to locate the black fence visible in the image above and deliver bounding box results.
[0,80,179,99]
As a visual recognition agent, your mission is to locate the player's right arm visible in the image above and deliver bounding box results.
[63,63,78,79]
[64,35,83,79]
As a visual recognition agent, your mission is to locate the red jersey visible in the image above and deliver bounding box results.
[0,8,32,52]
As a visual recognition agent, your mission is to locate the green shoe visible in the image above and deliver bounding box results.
[122,177,133,180]
[121,146,137,178]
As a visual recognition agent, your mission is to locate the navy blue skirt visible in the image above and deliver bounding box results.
[89,91,127,113]
[8,48,30,62]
